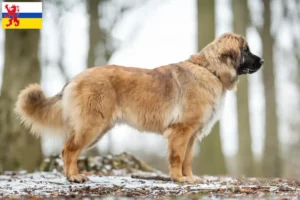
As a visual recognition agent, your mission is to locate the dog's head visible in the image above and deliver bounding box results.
[216,33,264,75]
[189,33,264,90]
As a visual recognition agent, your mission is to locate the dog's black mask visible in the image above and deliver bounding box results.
[238,47,264,75]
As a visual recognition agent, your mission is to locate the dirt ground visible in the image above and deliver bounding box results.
[1,171,300,199]
[1,153,299,199]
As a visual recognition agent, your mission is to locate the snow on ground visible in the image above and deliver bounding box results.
[1,172,300,199]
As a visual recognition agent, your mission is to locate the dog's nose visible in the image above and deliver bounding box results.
[259,59,264,65]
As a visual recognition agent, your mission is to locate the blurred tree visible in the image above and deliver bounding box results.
[87,0,109,68]
[0,1,42,172]
[261,0,281,177]
[292,1,300,179]
[195,0,227,175]
[280,0,300,178]
[232,0,255,176]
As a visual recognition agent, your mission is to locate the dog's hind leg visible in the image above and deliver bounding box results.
[62,124,110,183]
[85,125,112,150]
[61,81,116,182]
[62,134,87,183]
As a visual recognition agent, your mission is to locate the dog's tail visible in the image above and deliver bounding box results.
[15,84,64,137]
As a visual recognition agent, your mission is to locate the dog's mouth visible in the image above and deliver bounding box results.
[238,59,264,75]
[238,67,258,75]
[248,68,259,74]
[241,68,253,74]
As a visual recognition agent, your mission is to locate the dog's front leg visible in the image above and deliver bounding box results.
[182,135,202,183]
[166,124,194,183]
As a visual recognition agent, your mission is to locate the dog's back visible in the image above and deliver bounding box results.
[15,65,185,142]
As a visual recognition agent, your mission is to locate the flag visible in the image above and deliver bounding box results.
[2,2,42,29]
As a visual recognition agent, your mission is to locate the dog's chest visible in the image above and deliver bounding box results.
[197,95,225,141]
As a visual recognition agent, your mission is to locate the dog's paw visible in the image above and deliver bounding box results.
[172,176,188,183]
[185,175,202,183]
[172,175,202,184]
[67,174,89,183]
[172,176,194,183]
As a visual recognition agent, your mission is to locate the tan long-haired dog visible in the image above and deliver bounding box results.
[15,33,263,183]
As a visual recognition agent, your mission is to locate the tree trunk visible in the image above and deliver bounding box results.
[197,124,227,175]
[232,0,255,177]
[195,0,227,175]
[87,0,107,68]
[0,22,43,170]
[261,0,281,177]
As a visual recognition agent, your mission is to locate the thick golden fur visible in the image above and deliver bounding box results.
[16,33,248,183]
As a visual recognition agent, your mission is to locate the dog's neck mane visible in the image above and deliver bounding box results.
[187,52,238,90]
[187,53,220,78]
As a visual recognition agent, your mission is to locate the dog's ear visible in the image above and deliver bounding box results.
[220,35,245,67]
[220,49,239,64]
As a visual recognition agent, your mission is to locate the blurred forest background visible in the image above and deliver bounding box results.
[0,0,300,179]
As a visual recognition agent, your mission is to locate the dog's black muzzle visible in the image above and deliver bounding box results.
[238,51,264,75]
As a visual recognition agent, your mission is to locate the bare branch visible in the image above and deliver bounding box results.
[131,173,172,182]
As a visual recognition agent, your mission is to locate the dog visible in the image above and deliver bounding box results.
[15,33,264,183]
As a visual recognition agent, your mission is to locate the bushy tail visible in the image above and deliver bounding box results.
[15,84,64,136]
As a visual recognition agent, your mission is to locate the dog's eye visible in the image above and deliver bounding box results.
[244,47,249,52]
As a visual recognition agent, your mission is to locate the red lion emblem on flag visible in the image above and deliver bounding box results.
[4,4,20,27]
